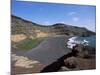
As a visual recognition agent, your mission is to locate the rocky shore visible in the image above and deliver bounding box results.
[11,54,46,75]
[41,44,96,72]
[11,15,96,75]
[11,42,96,75]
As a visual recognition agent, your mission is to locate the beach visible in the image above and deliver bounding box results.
[11,35,96,74]
[11,35,72,74]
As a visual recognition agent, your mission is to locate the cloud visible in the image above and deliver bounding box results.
[44,21,50,25]
[68,12,76,16]
[60,21,66,23]
[72,17,79,22]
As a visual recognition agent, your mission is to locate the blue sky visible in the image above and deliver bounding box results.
[12,0,96,32]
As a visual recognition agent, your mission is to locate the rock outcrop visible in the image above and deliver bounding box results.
[72,44,95,58]
[41,44,96,72]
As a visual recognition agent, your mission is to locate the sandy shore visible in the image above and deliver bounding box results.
[11,35,96,74]
[11,35,71,74]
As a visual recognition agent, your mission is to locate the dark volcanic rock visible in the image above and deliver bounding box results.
[63,44,96,70]
[72,44,95,58]
[40,51,76,72]
[40,48,80,72]
[64,56,77,69]
[64,57,96,70]
[41,44,96,72]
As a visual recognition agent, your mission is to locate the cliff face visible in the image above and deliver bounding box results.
[11,15,95,41]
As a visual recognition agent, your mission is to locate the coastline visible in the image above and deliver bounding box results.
[67,35,96,49]
[11,35,96,74]
[11,35,72,74]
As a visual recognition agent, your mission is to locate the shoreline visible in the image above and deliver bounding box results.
[11,35,96,74]
[67,35,96,49]
[11,35,72,74]
[41,44,96,72]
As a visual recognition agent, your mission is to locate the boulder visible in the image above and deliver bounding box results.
[84,46,95,55]
[64,56,77,69]
[72,44,95,58]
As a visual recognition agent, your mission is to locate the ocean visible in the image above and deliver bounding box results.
[67,35,96,49]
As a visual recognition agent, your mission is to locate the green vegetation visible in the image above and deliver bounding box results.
[16,38,41,50]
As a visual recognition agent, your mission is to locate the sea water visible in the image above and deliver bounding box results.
[67,35,96,49]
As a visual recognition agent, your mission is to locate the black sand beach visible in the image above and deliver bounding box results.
[11,35,96,75]
[24,35,71,64]
[11,35,71,74]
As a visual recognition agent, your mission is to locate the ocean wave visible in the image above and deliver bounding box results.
[67,36,89,49]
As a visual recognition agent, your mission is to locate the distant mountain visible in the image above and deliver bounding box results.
[11,15,95,39]
[52,23,95,36]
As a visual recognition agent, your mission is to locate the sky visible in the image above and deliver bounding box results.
[12,0,96,32]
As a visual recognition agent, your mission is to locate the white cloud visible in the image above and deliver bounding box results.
[60,21,66,23]
[44,21,50,25]
[68,12,76,16]
[72,17,79,22]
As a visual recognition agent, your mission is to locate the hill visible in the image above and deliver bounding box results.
[11,15,95,41]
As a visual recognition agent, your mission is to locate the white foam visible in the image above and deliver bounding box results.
[67,36,77,49]
[67,37,89,49]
